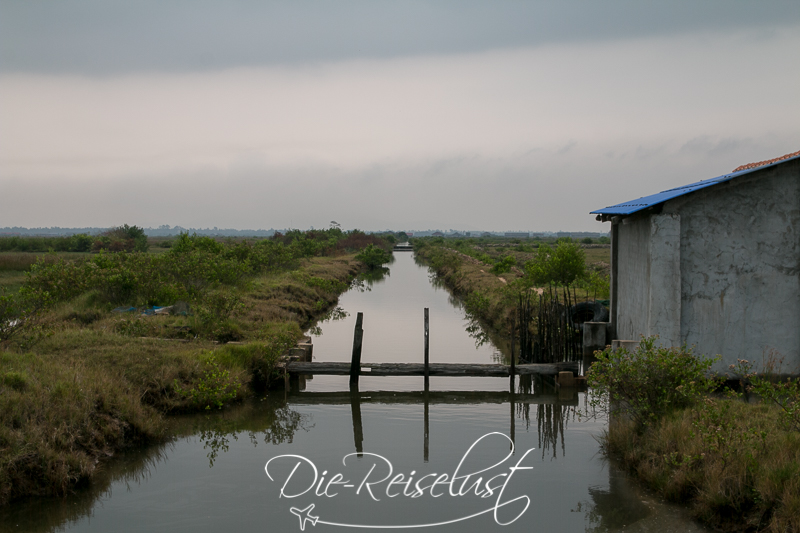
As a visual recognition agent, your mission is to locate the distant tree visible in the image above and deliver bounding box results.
[582,237,593,244]
[92,224,149,253]
[70,233,94,252]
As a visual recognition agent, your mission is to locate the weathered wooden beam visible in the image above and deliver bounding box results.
[286,361,578,377]
[285,390,578,406]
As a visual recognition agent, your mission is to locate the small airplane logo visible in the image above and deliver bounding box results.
[290,504,319,531]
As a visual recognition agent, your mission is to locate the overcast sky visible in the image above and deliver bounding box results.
[2,1,799,232]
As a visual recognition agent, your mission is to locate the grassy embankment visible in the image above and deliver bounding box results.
[0,230,392,505]
[411,236,610,337]
[588,341,800,532]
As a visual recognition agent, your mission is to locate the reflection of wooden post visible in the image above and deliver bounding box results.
[349,384,363,456]
[423,391,430,463]
[510,322,516,394]
[510,321,516,452]
[424,308,430,391]
[349,313,364,386]
[423,308,430,461]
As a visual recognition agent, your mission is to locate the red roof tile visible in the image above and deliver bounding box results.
[733,149,800,172]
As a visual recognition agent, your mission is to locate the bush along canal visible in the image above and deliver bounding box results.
[0,251,714,532]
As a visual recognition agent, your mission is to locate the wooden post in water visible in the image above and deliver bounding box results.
[510,322,516,394]
[424,308,430,391]
[349,312,364,386]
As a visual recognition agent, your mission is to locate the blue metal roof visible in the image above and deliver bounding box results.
[590,153,800,216]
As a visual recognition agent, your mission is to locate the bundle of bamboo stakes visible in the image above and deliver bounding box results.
[515,286,582,364]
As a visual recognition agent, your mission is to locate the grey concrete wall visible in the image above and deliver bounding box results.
[647,214,682,347]
[614,214,650,342]
[614,213,682,348]
[670,159,800,372]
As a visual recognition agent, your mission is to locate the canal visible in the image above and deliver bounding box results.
[0,252,708,532]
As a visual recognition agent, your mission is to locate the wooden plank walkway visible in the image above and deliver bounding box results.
[285,361,578,377]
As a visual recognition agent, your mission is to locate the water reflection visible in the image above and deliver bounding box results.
[0,398,314,533]
[514,374,578,459]
[286,378,579,464]
[191,401,314,466]
[308,305,349,336]
[585,465,652,532]
[414,253,510,358]
[0,388,709,533]
[0,448,170,533]
[358,266,391,286]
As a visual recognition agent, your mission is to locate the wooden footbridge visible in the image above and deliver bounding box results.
[282,310,581,390]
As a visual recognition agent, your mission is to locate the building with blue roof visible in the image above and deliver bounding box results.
[591,150,800,372]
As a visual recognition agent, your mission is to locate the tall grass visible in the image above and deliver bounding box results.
[0,252,88,272]
[603,402,800,532]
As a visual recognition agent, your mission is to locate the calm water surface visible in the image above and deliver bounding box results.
[1,252,708,532]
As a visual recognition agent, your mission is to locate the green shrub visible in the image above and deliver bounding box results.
[173,356,241,410]
[171,233,224,254]
[114,318,152,338]
[215,334,296,389]
[583,270,610,299]
[587,337,719,430]
[2,371,27,391]
[355,244,392,270]
[734,359,800,432]
[524,241,586,286]
[303,275,348,294]
[490,255,516,274]
[0,288,49,345]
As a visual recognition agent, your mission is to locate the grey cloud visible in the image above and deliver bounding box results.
[6,135,797,232]
[2,0,799,75]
